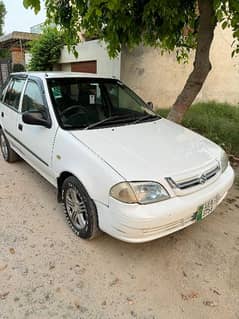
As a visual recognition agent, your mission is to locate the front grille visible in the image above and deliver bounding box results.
[166,165,220,191]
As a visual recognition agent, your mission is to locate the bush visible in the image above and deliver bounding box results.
[12,64,25,72]
[28,27,64,71]
[156,102,239,156]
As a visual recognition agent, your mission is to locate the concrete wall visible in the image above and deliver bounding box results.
[121,27,239,108]
[59,40,121,78]
[24,53,31,68]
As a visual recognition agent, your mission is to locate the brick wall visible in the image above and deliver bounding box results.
[11,47,25,65]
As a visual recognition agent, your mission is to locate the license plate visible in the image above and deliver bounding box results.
[196,197,219,221]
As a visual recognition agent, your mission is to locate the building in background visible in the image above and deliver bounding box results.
[121,27,239,108]
[57,27,239,108]
[56,40,121,79]
[0,23,238,108]
[0,31,39,85]
[30,23,45,34]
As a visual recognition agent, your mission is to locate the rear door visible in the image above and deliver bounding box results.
[16,76,58,184]
[0,75,26,154]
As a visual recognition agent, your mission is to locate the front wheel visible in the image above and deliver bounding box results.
[0,130,19,163]
[62,176,100,239]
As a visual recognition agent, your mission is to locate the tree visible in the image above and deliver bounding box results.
[0,1,8,59]
[23,0,239,123]
[0,0,6,36]
[28,27,64,71]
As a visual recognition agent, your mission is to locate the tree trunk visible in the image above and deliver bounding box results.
[167,0,217,124]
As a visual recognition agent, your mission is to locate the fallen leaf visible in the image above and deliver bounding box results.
[0,292,9,300]
[74,300,80,309]
[9,248,15,255]
[127,297,134,305]
[0,265,8,271]
[203,300,218,307]
[181,292,199,301]
[109,278,119,287]
[49,263,55,270]
[210,288,221,296]
[195,262,203,266]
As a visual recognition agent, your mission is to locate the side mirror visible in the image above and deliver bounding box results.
[22,110,52,128]
[147,101,154,110]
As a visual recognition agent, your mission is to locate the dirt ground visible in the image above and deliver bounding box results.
[0,154,239,319]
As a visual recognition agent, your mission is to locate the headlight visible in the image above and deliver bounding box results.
[110,182,170,204]
[220,150,229,173]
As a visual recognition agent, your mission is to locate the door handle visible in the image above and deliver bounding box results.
[1,112,4,118]
[18,124,23,131]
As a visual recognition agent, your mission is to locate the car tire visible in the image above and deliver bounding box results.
[62,176,100,240]
[0,130,20,163]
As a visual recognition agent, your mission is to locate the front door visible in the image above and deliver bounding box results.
[16,77,58,185]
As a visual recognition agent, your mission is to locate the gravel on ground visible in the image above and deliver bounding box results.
[0,155,239,319]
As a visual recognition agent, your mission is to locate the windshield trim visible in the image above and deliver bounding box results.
[47,77,159,131]
[67,116,161,131]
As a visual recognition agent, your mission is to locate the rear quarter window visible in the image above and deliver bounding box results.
[0,78,11,102]
[3,78,26,111]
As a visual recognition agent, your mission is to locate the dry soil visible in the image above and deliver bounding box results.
[0,154,239,319]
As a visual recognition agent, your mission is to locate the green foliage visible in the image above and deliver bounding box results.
[23,0,239,60]
[23,0,40,14]
[0,0,6,36]
[0,48,10,59]
[12,64,25,72]
[157,102,239,156]
[213,0,239,57]
[28,27,64,71]
[0,1,7,58]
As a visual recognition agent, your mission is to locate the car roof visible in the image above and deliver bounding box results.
[10,71,116,80]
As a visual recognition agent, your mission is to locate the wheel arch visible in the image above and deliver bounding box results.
[57,171,74,202]
[57,171,96,204]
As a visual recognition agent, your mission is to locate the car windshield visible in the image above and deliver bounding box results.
[47,78,160,130]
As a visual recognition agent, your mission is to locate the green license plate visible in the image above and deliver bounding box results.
[196,197,218,221]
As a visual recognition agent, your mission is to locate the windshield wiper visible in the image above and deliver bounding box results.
[133,114,160,124]
[84,114,137,130]
[64,123,88,130]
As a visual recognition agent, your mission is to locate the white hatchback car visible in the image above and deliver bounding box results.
[0,72,234,243]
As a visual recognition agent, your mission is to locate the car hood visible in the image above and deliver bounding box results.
[70,119,221,181]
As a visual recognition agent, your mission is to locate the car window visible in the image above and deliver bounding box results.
[0,78,11,102]
[4,78,26,111]
[22,81,45,113]
[105,83,142,112]
[50,81,105,111]
[47,78,157,130]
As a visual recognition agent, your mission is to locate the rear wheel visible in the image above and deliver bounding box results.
[0,130,19,163]
[62,176,100,239]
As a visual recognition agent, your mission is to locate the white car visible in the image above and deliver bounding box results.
[0,72,234,243]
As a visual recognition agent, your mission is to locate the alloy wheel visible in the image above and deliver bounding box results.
[0,133,8,160]
[65,187,88,230]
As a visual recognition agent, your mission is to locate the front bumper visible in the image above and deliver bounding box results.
[96,165,235,243]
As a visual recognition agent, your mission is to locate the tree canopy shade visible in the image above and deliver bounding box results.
[0,1,6,36]
[0,1,9,59]
[23,0,239,123]
[28,27,64,71]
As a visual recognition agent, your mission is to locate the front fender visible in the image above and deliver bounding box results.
[52,129,125,206]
